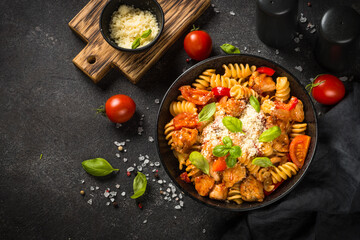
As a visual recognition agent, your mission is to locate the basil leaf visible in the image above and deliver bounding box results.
[132,38,141,49]
[229,146,242,158]
[141,29,152,38]
[198,102,216,122]
[220,44,241,54]
[222,116,244,133]
[131,172,147,199]
[252,157,274,167]
[189,151,210,175]
[226,155,237,168]
[259,126,281,142]
[222,136,233,148]
[212,145,230,157]
[249,95,260,113]
[81,158,119,177]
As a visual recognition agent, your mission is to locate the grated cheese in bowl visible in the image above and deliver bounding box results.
[109,5,160,49]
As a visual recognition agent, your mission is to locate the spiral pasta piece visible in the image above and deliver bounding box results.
[261,143,274,157]
[222,63,256,80]
[238,154,261,177]
[169,100,197,116]
[164,120,175,146]
[173,151,188,170]
[230,85,259,99]
[290,123,307,140]
[270,162,299,184]
[210,74,239,89]
[192,69,215,90]
[263,177,275,192]
[185,159,202,181]
[275,77,290,102]
[227,182,243,204]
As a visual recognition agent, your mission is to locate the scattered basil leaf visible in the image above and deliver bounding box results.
[249,95,260,113]
[226,155,237,168]
[222,136,233,148]
[252,157,274,167]
[222,116,244,133]
[132,38,141,49]
[229,146,242,158]
[81,158,119,177]
[259,126,281,142]
[141,29,152,38]
[212,145,230,157]
[131,172,147,199]
[198,102,216,122]
[220,44,241,54]
[189,151,210,175]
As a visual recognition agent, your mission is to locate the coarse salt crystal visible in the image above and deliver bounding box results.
[143,220,147,224]
[299,13,307,23]
[150,163,154,167]
[179,200,184,207]
[179,194,183,199]
[144,159,149,164]
[152,179,155,182]
[116,123,122,128]
[339,76,348,81]
[299,34,303,39]
[154,162,160,167]
[109,191,117,197]
[275,49,279,55]
[104,191,110,198]
[115,184,120,189]
[152,169,157,172]
[115,153,120,158]
[121,192,126,196]
[294,37,300,43]
[214,8,220,13]
[90,186,95,191]
[126,139,130,142]
[80,179,85,184]
[123,158,128,163]
[157,180,163,184]
[133,163,136,167]
[87,199,93,205]
[139,156,145,161]
[114,141,121,146]
[154,99,160,104]
[137,166,143,171]
[163,180,166,183]
[148,136,154,142]
[174,205,181,210]
[229,11,235,16]
[294,47,300,52]
[244,46,247,51]
[141,163,146,167]
[172,194,177,198]
[110,198,115,202]
[310,28,316,34]
[106,202,111,206]
[124,149,127,153]
[203,229,206,233]
[257,50,261,53]
[145,155,149,158]
[295,66,303,72]
[127,167,135,172]
[95,186,99,190]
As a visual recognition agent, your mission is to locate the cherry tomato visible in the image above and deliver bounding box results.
[212,157,227,172]
[105,95,136,123]
[275,97,299,111]
[264,181,283,196]
[257,66,275,76]
[180,172,191,183]
[184,30,212,61]
[173,112,198,130]
[179,86,214,105]
[306,74,345,105]
[211,87,231,100]
[289,135,311,169]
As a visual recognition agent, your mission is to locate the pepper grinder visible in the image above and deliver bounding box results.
[256,0,299,48]
[315,6,360,72]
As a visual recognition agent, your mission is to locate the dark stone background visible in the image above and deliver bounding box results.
[0,0,359,239]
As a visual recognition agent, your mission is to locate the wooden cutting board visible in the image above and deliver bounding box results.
[69,0,211,84]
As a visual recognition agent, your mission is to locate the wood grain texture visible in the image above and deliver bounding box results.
[69,0,211,84]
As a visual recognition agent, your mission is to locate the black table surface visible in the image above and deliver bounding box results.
[1,0,359,239]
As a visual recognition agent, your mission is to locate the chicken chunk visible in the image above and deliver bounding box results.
[240,175,264,202]
[290,100,304,122]
[272,133,290,153]
[194,175,215,196]
[250,72,276,94]
[209,183,228,200]
[222,164,247,188]
[171,128,198,154]
[209,161,222,182]
[223,98,246,117]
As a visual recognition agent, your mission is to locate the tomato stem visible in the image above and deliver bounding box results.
[96,105,107,117]
[190,24,200,32]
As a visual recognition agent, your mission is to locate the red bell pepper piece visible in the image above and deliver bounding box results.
[275,97,299,111]
[257,66,275,76]
[180,172,191,183]
[211,87,231,100]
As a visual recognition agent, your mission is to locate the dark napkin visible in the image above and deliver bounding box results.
[222,81,360,240]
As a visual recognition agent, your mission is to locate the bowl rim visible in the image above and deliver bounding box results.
[99,0,165,52]
[156,54,318,211]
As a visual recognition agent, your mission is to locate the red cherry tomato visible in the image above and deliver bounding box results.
[179,86,214,105]
[257,66,275,76]
[184,30,212,61]
[173,112,198,130]
[306,74,345,105]
[289,135,311,169]
[105,95,136,123]
[211,87,231,100]
[212,157,227,172]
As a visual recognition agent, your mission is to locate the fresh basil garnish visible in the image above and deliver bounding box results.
[249,95,260,113]
[132,38,141,49]
[220,44,241,54]
[131,172,147,199]
[213,145,229,157]
[222,116,244,133]
[198,102,216,122]
[226,156,237,168]
[259,126,281,142]
[229,146,242,158]
[222,136,233,148]
[81,158,119,177]
[252,157,274,167]
[189,151,210,175]
[141,29,152,38]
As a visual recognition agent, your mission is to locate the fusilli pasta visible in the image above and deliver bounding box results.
[210,74,239,89]
[275,77,291,102]
[270,162,299,184]
[192,69,215,90]
[227,182,243,204]
[169,100,197,116]
[222,63,256,80]
[230,85,259,99]
[290,123,307,140]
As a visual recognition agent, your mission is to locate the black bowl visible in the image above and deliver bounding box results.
[156,55,318,211]
[100,0,164,52]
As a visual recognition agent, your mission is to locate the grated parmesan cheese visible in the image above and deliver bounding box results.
[201,103,265,160]
[109,5,159,49]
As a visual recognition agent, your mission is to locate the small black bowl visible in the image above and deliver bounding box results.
[100,0,164,52]
[156,55,318,211]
